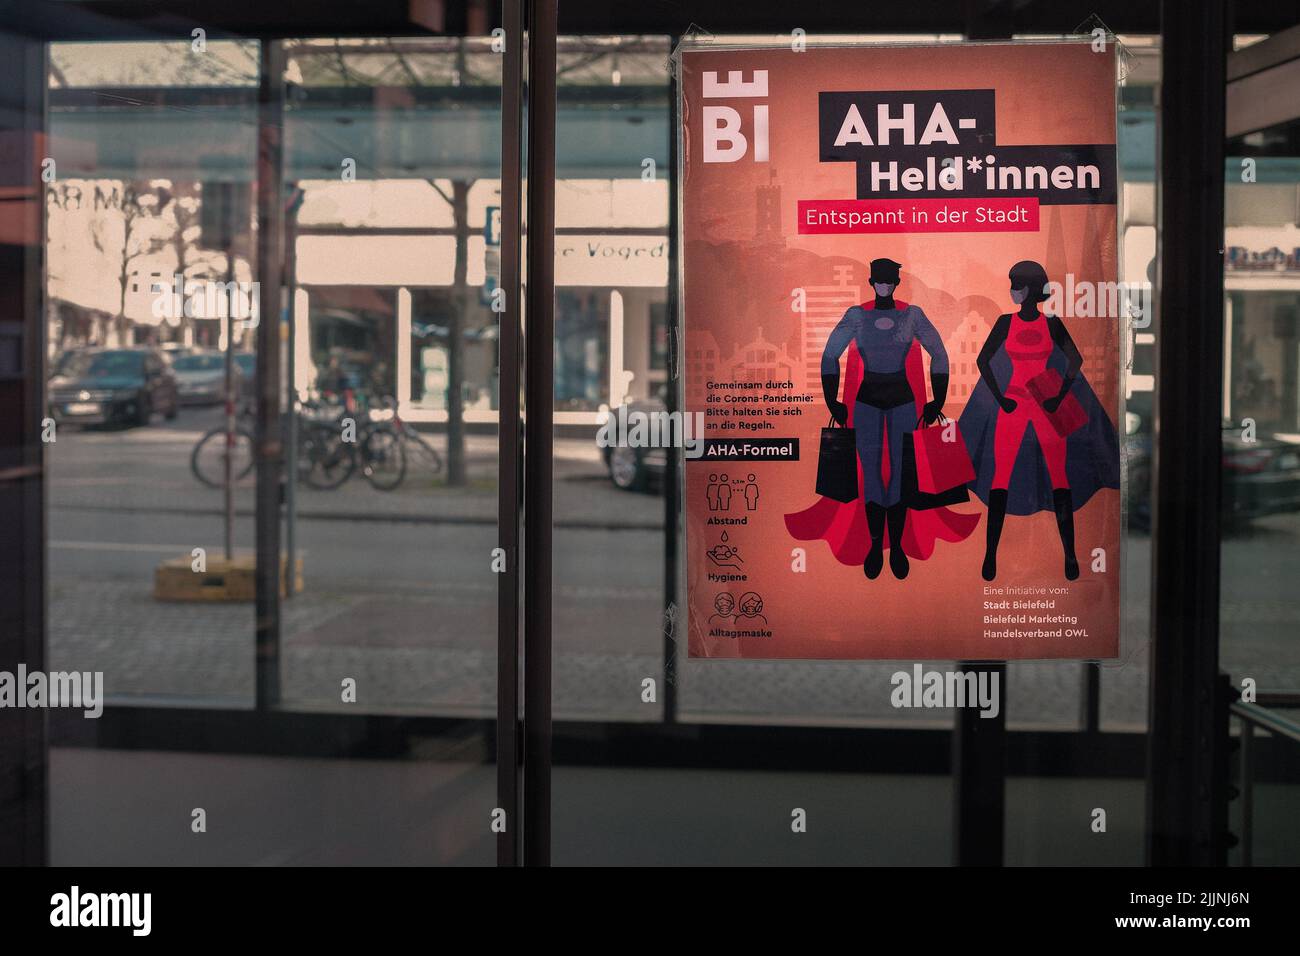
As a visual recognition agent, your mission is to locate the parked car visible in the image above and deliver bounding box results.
[160,342,196,361]
[48,347,179,428]
[1125,409,1300,531]
[171,350,242,405]
[597,397,669,492]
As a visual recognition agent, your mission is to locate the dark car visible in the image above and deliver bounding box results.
[1222,429,1300,521]
[1126,407,1300,531]
[598,397,669,492]
[48,347,179,428]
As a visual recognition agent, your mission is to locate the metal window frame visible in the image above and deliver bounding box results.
[497,0,526,873]
[0,28,49,868]
[4,0,1269,869]
[1146,0,1230,866]
[520,0,557,868]
[254,40,287,710]
[1226,22,1300,138]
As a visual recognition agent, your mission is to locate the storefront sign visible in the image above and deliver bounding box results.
[555,235,668,287]
[1224,225,1300,272]
[679,41,1123,660]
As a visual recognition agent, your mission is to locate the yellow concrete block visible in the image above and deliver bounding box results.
[153,554,304,602]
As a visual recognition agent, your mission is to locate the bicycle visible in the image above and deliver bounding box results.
[192,391,437,493]
[294,394,408,491]
[187,393,358,490]
[295,397,358,490]
[356,417,406,491]
[191,405,256,489]
[190,398,360,491]
[370,397,443,478]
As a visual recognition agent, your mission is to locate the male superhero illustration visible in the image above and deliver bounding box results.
[958,260,1120,581]
[818,258,949,580]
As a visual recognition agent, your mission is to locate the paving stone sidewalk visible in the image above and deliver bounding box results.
[48,578,1162,727]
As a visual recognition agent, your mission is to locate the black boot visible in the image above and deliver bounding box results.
[983,489,1008,581]
[863,502,885,579]
[1053,488,1080,580]
[886,503,909,579]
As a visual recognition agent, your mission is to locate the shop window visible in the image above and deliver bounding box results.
[555,289,610,411]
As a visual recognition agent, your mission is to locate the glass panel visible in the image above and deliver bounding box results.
[553,32,1149,866]
[1102,49,1160,733]
[1230,710,1300,867]
[278,39,501,717]
[1220,115,1300,692]
[46,39,261,705]
[45,32,502,865]
[552,37,671,722]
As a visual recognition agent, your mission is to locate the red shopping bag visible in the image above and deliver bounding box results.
[1027,368,1087,437]
[911,416,976,494]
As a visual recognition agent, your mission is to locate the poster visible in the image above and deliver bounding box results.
[679,40,1124,660]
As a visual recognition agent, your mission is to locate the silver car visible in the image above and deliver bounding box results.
[170,351,241,405]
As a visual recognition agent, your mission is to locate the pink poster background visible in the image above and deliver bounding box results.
[680,42,1122,660]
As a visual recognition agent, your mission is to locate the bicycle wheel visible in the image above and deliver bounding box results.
[191,427,256,489]
[361,425,407,491]
[406,429,443,474]
[299,425,356,490]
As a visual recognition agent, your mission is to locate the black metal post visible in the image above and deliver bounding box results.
[1240,718,1253,866]
[662,35,681,723]
[254,40,286,710]
[522,0,557,867]
[222,249,235,561]
[1083,661,1101,733]
[446,178,469,487]
[952,662,1006,865]
[1146,0,1228,866]
[284,183,301,598]
[497,0,525,868]
[0,29,47,867]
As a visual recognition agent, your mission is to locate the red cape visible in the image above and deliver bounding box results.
[784,301,979,562]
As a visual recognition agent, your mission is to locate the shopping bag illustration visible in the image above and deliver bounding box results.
[1027,368,1088,437]
[911,416,976,494]
[815,420,858,503]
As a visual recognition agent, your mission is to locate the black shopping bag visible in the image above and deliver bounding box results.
[816,419,858,503]
[901,430,970,511]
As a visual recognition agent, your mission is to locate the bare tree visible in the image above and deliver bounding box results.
[164,181,224,343]
[88,181,171,346]
[427,177,472,487]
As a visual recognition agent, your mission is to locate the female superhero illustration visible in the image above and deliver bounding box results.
[958,260,1121,581]
[808,258,950,580]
